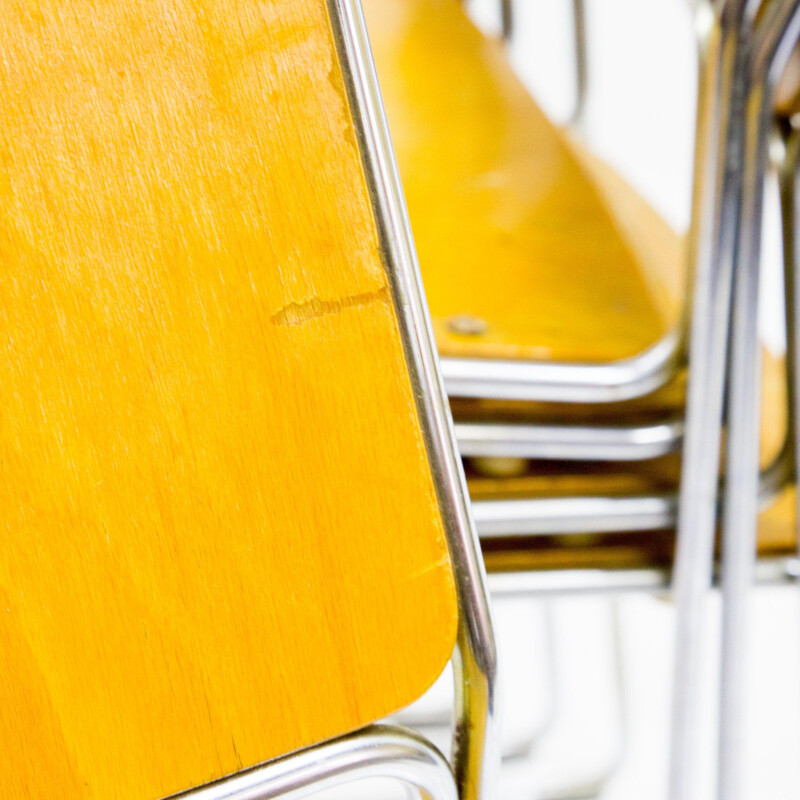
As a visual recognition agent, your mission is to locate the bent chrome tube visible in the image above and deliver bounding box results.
[176,726,456,800]
[441,334,680,404]
[455,419,683,462]
[329,4,501,800]
[670,3,800,799]
[472,443,791,538]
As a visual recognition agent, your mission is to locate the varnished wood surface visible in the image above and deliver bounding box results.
[363,0,684,363]
[0,2,458,798]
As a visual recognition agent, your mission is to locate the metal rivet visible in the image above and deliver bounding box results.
[446,314,488,336]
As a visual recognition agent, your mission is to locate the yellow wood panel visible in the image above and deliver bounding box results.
[363,0,683,363]
[0,2,457,798]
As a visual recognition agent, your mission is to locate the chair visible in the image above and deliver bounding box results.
[0,1,497,798]
[364,1,800,798]
[362,0,686,405]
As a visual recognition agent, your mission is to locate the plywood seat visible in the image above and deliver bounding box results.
[0,2,463,798]
[481,485,798,574]
[363,0,685,368]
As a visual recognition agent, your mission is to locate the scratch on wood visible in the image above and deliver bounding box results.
[271,285,389,327]
[409,553,451,580]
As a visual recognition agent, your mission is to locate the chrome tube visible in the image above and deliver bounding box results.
[455,419,683,461]
[472,442,790,538]
[718,6,800,800]
[569,0,589,130]
[779,125,800,551]
[500,0,514,41]
[176,726,456,800]
[668,2,752,798]
[441,334,680,403]
[486,557,800,597]
[328,4,501,799]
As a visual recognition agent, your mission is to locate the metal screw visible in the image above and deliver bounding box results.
[446,314,488,336]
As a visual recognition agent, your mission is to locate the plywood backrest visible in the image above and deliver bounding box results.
[363,0,680,364]
[0,2,458,797]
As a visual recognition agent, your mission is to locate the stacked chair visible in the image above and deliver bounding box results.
[0,1,499,799]
[361,0,800,798]
[363,0,793,552]
[6,0,800,799]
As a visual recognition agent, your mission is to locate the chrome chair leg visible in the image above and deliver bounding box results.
[718,8,800,800]
[329,3,502,799]
[669,2,752,798]
[568,0,589,131]
[500,0,514,41]
[176,726,456,800]
[779,124,800,549]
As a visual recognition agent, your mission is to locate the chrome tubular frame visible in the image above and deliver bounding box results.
[780,124,800,549]
[668,1,751,796]
[487,556,800,598]
[441,334,681,403]
[670,3,800,800]
[500,0,514,41]
[569,0,590,131]
[329,3,501,800]
[718,6,800,799]
[455,418,683,461]
[472,440,790,538]
[175,726,456,800]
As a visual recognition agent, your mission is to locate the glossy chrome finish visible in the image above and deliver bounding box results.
[474,494,676,538]
[487,557,800,597]
[472,443,790,538]
[441,333,681,403]
[569,0,589,131]
[329,3,500,799]
[668,1,751,797]
[670,3,800,799]
[780,125,800,551]
[500,0,514,41]
[717,10,800,800]
[175,726,455,800]
[455,419,683,461]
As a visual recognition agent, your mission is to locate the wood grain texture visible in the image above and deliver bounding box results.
[0,2,458,798]
[363,0,683,363]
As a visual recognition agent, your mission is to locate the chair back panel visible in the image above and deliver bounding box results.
[0,2,457,797]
